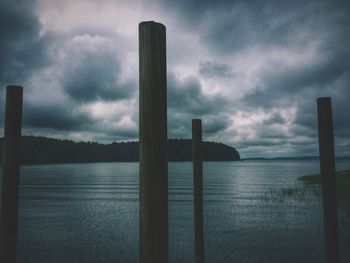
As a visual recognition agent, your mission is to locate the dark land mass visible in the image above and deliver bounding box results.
[0,136,240,164]
[243,156,350,161]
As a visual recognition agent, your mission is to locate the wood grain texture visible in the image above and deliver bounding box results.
[139,21,168,263]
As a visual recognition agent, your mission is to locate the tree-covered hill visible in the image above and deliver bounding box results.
[0,136,240,164]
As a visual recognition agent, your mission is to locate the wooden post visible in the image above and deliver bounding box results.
[317,97,340,263]
[0,85,23,263]
[139,21,168,263]
[192,119,204,263]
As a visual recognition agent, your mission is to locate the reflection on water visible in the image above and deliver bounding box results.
[15,160,350,263]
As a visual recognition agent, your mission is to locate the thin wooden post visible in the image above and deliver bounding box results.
[139,21,168,263]
[0,85,23,263]
[192,119,204,263]
[317,97,339,263]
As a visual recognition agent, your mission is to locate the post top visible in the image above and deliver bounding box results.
[6,85,23,92]
[139,21,166,30]
[317,97,331,103]
[7,85,23,89]
[192,119,202,123]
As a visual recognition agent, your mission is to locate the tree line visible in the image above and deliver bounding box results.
[0,136,240,164]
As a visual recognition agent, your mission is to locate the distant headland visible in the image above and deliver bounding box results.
[0,136,240,164]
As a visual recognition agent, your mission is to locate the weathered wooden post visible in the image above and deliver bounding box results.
[192,119,204,263]
[139,21,168,263]
[0,85,23,263]
[317,97,340,263]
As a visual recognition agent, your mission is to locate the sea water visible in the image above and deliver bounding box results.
[14,160,350,263]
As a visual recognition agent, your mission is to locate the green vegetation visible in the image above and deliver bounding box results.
[262,170,350,205]
[0,136,240,164]
[261,186,316,203]
[299,170,350,205]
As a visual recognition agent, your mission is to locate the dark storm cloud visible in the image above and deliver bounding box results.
[0,0,53,131]
[156,0,236,27]
[167,111,228,139]
[1,0,348,156]
[163,0,350,154]
[201,2,311,53]
[167,73,230,138]
[0,0,76,134]
[23,102,93,131]
[241,88,284,110]
[293,101,317,130]
[268,53,349,94]
[168,112,230,138]
[0,0,52,86]
[241,49,350,109]
[332,83,350,136]
[293,86,350,139]
[160,0,350,53]
[290,124,317,139]
[167,73,226,114]
[203,117,229,134]
[0,0,137,140]
[62,48,135,102]
[161,0,350,149]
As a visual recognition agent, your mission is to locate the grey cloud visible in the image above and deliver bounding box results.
[242,52,350,110]
[1,0,349,157]
[267,53,350,95]
[238,138,286,147]
[237,138,318,154]
[241,88,288,110]
[294,101,317,131]
[0,0,138,143]
[239,43,350,156]
[23,102,93,131]
[201,3,306,53]
[256,126,290,140]
[94,127,139,142]
[160,0,350,54]
[290,125,317,138]
[168,73,226,114]
[203,117,230,134]
[167,111,230,139]
[0,0,52,133]
[293,81,350,138]
[159,0,350,157]
[63,43,135,102]
[199,61,233,78]
[117,129,138,140]
[240,144,319,158]
[332,84,350,137]
[167,73,230,138]
[262,113,287,125]
[0,0,52,86]
[290,93,350,157]
[168,74,204,112]
[167,112,191,138]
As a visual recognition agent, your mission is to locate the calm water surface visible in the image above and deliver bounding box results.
[13,160,350,262]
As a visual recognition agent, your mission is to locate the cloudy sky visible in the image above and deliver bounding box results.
[0,0,349,158]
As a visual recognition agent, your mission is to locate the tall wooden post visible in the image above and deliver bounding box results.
[0,85,23,263]
[192,119,204,263]
[317,97,339,263]
[139,21,168,263]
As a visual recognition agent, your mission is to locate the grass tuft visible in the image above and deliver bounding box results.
[298,170,350,205]
[261,170,350,205]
